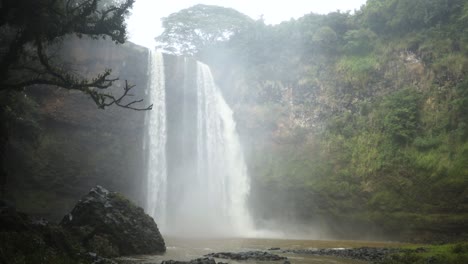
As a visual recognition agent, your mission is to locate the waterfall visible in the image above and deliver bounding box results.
[145,51,167,229]
[145,52,252,237]
[192,62,253,236]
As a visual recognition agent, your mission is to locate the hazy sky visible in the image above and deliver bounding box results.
[126,0,368,48]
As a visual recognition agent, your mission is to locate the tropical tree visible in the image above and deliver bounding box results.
[0,0,150,110]
[0,0,150,198]
[156,4,254,55]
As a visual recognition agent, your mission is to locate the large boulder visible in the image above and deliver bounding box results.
[61,186,165,257]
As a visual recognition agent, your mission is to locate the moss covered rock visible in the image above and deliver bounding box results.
[61,186,165,257]
[0,201,85,264]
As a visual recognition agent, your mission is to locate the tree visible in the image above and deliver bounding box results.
[379,88,421,144]
[343,28,377,55]
[0,0,151,110]
[156,4,254,55]
[360,0,465,35]
[0,0,150,198]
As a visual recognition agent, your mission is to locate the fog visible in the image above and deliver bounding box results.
[127,0,367,48]
[144,53,254,237]
[136,1,370,240]
[2,2,465,262]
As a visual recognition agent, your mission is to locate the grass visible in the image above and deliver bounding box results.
[381,242,468,264]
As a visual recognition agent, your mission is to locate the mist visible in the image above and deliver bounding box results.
[144,53,254,237]
[2,0,467,263]
[136,0,468,243]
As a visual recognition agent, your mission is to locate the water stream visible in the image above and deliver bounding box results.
[145,51,253,236]
[145,51,167,229]
[118,238,405,264]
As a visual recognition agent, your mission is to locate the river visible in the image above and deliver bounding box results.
[118,237,406,264]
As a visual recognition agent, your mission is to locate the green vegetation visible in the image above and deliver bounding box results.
[382,242,468,264]
[158,0,468,241]
[0,0,159,197]
[0,0,147,109]
[156,4,254,55]
[0,231,85,264]
[0,204,87,264]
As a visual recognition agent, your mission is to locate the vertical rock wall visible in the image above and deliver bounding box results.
[4,37,149,220]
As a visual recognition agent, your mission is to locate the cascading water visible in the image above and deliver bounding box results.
[145,51,253,237]
[189,62,253,236]
[145,51,167,229]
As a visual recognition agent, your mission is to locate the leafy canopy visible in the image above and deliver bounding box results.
[156,4,254,55]
[0,0,151,110]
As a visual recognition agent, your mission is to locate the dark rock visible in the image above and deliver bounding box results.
[426,256,437,264]
[283,261,291,264]
[0,200,31,231]
[283,247,401,262]
[206,251,287,261]
[161,258,216,264]
[269,247,281,250]
[6,37,150,223]
[0,202,85,262]
[61,186,165,257]
[81,252,118,264]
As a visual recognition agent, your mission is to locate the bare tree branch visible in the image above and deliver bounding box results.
[0,0,150,111]
[89,80,153,111]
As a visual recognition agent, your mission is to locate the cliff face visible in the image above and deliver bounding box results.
[4,37,150,221]
[200,7,468,240]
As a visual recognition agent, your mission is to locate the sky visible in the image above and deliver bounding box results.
[126,0,368,49]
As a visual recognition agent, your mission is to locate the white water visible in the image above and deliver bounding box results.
[145,51,167,230]
[145,53,253,237]
[191,62,253,236]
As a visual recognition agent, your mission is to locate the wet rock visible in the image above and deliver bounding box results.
[161,258,216,264]
[206,251,287,261]
[82,252,118,264]
[0,202,85,262]
[61,186,165,257]
[283,247,401,262]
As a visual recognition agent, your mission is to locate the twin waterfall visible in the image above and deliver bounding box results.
[145,51,253,237]
[145,52,167,228]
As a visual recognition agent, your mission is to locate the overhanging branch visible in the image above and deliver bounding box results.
[0,0,149,111]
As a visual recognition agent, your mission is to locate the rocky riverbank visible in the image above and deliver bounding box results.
[161,258,217,264]
[0,186,165,264]
[205,251,288,261]
[118,247,400,263]
[113,239,468,264]
[281,247,402,262]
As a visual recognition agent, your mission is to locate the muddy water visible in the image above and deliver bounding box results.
[118,237,407,264]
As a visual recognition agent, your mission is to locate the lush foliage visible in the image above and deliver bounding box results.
[381,243,468,264]
[0,0,151,110]
[158,0,468,240]
[0,0,150,203]
[156,4,254,55]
